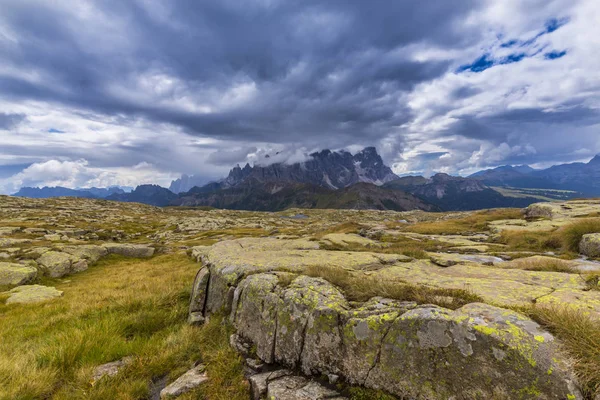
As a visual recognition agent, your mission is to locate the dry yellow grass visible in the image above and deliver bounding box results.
[0,253,247,400]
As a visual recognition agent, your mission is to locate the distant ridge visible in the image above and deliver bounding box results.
[13,186,127,199]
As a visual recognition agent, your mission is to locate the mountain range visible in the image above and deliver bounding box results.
[13,186,131,199]
[469,155,600,195]
[12,149,600,212]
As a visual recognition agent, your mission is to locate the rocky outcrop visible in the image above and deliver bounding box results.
[104,243,155,258]
[3,285,63,304]
[0,262,37,286]
[36,251,88,278]
[580,233,600,258]
[189,238,584,399]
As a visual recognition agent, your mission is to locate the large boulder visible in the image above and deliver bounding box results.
[36,251,87,278]
[0,262,37,286]
[59,245,108,264]
[579,233,600,258]
[3,285,63,304]
[103,243,155,258]
[225,272,582,399]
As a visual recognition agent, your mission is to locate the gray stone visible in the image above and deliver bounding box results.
[249,370,292,400]
[0,262,37,286]
[4,285,63,304]
[104,243,155,258]
[36,251,79,278]
[160,364,208,399]
[266,376,346,400]
[91,357,134,385]
[188,267,210,320]
[60,245,108,263]
[580,233,600,258]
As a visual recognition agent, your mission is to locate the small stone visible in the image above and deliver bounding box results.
[160,364,208,399]
[44,234,63,242]
[91,357,134,385]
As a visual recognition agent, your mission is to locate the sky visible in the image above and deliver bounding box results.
[1,0,599,193]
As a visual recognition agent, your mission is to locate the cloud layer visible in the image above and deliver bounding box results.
[0,0,599,192]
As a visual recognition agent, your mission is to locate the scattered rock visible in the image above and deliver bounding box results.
[430,255,459,267]
[104,243,155,258]
[0,238,31,247]
[266,375,346,400]
[160,364,208,399]
[91,357,134,385]
[249,369,293,400]
[525,203,555,219]
[0,227,20,236]
[60,245,108,263]
[0,262,37,286]
[44,234,63,242]
[580,233,600,258]
[36,251,86,278]
[4,285,63,304]
[321,233,381,248]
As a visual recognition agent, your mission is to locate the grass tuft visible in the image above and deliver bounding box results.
[303,265,483,310]
[559,218,600,253]
[505,258,576,273]
[527,305,600,398]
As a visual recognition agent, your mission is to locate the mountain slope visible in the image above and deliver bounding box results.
[175,180,437,212]
[386,173,541,211]
[107,185,178,207]
[470,155,600,195]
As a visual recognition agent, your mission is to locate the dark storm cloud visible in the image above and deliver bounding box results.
[0,0,481,147]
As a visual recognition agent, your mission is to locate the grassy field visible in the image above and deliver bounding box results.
[0,254,247,400]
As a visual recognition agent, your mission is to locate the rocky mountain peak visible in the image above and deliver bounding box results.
[221,147,398,189]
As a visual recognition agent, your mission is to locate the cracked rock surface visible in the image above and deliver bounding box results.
[190,237,586,399]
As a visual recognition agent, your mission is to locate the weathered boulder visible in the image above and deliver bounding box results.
[59,245,108,264]
[160,364,208,398]
[524,203,555,219]
[44,234,63,242]
[188,267,210,325]
[36,251,87,278]
[0,262,37,286]
[249,369,292,400]
[266,375,346,400]
[3,285,63,304]
[222,271,583,399]
[580,233,600,258]
[103,243,154,258]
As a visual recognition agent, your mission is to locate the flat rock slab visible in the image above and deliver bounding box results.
[4,285,63,304]
[0,262,37,286]
[320,233,381,248]
[104,243,155,258]
[91,357,134,385]
[36,251,87,278]
[160,364,208,398]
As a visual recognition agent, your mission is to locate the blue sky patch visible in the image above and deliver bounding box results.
[48,128,65,133]
[545,50,567,60]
